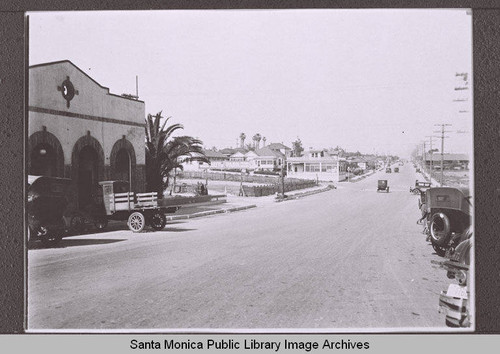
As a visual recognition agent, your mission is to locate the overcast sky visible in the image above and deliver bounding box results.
[28,9,472,158]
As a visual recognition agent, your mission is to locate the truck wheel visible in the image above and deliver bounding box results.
[150,212,166,231]
[128,212,145,232]
[41,232,62,248]
[94,217,108,230]
[430,212,451,246]
[70,214,85,234]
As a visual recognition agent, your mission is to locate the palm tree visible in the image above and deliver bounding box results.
[145,112,209,196]
[239,133,246,149]
[255,133,262,150]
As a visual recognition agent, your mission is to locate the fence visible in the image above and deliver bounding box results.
[177,171,317,197]
[179,170,281,184]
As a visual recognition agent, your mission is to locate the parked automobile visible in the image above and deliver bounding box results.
[438,234,473,328]
[27,175,72,247]
[394,167,399,173]
[411,180,432,195]
[385,167,391,173]
[423,187,472,256]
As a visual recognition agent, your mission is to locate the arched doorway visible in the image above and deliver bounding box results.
[110,138,136,192]
[71,134,105,209]
[28,129,65,177]
[78,146,99,208]
[30,143,57,176]
[115,148,131,185]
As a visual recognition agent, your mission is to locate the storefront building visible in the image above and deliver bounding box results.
[28,60,146,209]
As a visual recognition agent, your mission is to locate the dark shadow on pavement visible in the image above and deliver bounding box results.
[165,221,188,226]
[67,223,129,236]
[161,227,197,233]
[59,238,127,248]
[28,238,126,250]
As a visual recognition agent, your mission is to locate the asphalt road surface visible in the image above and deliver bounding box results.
[28,165,451,331]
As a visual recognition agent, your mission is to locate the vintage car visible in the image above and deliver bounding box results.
[411,180,432,195]
[394,167,399,173]
[411,180,433,214]
[27,175,72,246]
[438,234,473,328]
[385,167,391,173]
[377,179,389,193]
[423,187,472,256]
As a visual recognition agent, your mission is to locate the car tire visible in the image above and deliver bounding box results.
[128,212,145,233]
[150,212,166,231]
[430,212,451,246]
[41,231,62,248]
[94,217,108,230]
[70,214,85,234]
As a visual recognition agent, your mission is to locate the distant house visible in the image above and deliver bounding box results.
[266,143,292,157]
[424,153,469,170]
[204,149,228,163]
[253,146,285,171]
[182,149,228,171]
[229,151,247,162]
[219,147,247,158]
[185,142,293,172]
[287,149,348,182]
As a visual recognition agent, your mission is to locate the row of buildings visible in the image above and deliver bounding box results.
[29,60,470,210]
[29,59,376,215]
[184,145,351,182]
[27,59,351,215]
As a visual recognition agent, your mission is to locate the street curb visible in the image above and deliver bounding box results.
[166,204,257,221]
[276,185,335,202]
[349,170,376,183]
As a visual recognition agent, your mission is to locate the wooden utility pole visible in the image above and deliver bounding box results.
[434,124,452,186]
[425,135,437,183]
[422,142,426,172]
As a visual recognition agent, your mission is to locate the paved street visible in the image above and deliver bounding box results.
[28,165,449,331]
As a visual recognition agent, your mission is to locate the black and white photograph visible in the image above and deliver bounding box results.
[26,9,473,332]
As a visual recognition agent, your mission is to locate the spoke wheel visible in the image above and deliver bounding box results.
[128,212,145,233]
[150,212,166,231]
[70,214,85,234]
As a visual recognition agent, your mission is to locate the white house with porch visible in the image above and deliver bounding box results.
[287,149,348,182]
